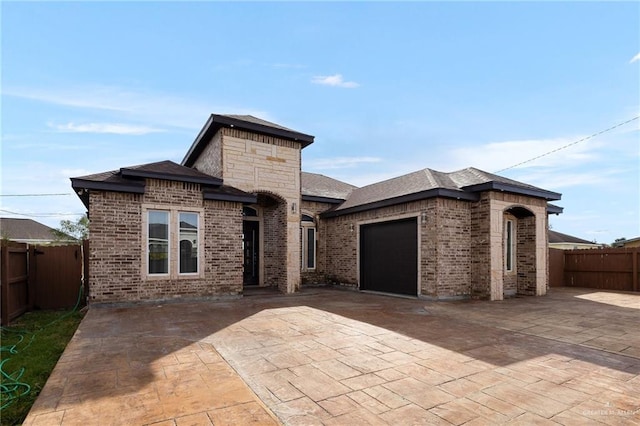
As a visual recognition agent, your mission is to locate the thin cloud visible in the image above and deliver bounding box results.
[311,74,359,88]
[630,52,640,63]
[3,85,270,130]
[49,122,165,135]
[304,156,381,170]
[447,137,600,173]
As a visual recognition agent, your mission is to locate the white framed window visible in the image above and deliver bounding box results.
[505,219,514,272]
[144,206,202,279]
[301,214,316,271]
[179,212,199,275]
[148,210,170,275]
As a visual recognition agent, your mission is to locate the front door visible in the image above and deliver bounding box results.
[243,220,259,286]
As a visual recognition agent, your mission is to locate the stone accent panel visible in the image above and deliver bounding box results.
[197,127,304,293]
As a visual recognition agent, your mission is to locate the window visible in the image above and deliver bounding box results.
[505,219,514,272]
[146,208,201,277]
[301,214,316,271]
[149,211,169,274]
[179,212,199,274]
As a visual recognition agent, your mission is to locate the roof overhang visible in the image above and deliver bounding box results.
[547,204,564,215]
[322,188,479,218]
[462,182,562,201]
[203,187,257,204]
[120,167,223,186]
[182,114,315,167]
[302,194,346,205]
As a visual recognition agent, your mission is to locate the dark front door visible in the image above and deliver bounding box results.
[360,218,418,296]
[243,220,259,286]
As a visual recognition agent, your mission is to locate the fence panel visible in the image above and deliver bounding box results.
[32,244,83,309]
[548,248,565,287]
[564,248,639,292]
[1,242,30,325]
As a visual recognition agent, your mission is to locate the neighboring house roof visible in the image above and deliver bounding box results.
[0,217,69,243]
[612,236,640,248]
[182,114,315,167]
[548,230,596,245]
[71,160,256,208]
[301,172,358,204]
[324,167,561,217]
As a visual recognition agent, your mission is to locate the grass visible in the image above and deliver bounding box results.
[1,309,85,426]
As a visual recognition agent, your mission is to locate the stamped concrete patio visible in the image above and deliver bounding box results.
[24,287,640,425]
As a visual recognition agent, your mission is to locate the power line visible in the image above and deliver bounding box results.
[0,193,72,197]
[0,209,84,218]
[494,115,640,173]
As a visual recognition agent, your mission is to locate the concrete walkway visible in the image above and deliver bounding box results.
[24,287,640,425]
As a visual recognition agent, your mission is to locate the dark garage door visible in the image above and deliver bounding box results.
[360,218,418,296]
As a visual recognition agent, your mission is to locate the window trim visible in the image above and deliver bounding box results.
[301,215,317,271]
[505,218,515,272]
[142,205,204,280]
[178,211,200,276]
[148,210,170,276]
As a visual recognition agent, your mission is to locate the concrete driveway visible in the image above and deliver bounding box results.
[24,287,640,425]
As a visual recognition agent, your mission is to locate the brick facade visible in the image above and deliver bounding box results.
[88,179,243,303]
[80,117,556,304]
[314,193,548,300]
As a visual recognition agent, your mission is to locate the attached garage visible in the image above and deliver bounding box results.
[359,218,418,296]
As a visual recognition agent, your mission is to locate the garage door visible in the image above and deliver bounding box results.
[360,218,418,296]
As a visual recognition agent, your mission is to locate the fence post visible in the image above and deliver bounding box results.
[1,242,8,325]
[633,249,638,292]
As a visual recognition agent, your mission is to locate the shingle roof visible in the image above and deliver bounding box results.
[182,114,315,167]
[548,230,596,245]
[301,172,357,201]
[72,161,221,186]
[220,115,298,133]
[327,167,561,216]
[0,218,60,242]
[71,160,256,208]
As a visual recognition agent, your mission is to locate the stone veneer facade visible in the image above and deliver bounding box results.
[193,127,303,292]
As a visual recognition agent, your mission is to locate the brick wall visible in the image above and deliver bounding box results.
[323,198,472,298]
[300,200,334,285]
[88,179,243,303]
[260,194,288,290]
[470,195,491,298]
[88,191,142,302]
[517,215,537,295]
[431,198,472,298]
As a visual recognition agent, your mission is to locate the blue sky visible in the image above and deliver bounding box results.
[1,1,639,244]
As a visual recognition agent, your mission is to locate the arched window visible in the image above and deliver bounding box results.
[243,206,258,217]
[301,214,316,271]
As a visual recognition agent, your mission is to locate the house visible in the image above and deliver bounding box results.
[612,236,640,248]
[548,230,603,250]
[0,217,73,244]
[71,114,562,304]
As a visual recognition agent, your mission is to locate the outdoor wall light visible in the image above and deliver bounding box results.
[349,223,354,232]
[291,202,297,213]
[421,211,428,224]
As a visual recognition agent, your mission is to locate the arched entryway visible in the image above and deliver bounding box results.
[503,206,537,296]
[242,191,289,291]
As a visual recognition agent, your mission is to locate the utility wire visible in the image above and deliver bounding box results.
[494,115,640,173]
[0,209,84,218]
[0,193,72,197]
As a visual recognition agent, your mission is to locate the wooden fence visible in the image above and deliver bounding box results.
[0,241,87,325]
[550,247,640,292]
